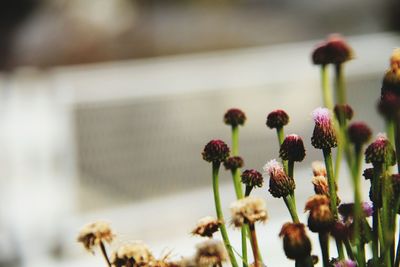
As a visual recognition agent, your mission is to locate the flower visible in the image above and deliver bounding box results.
[224,108,246,127]
[241,169,263,188]
[330,222,350,242]
[202,140,230,163]
[304,195,334,233]
[230,197,268,227]
[338,202,373,222]
[348,121,372,146]
[312,34,353,65]
[111,242,154,267]
[363,168,374,180]
[312,176,329,196]
[390,48,400,70]
[266,109,289,129]
[334,104,354,124]
[365,133,396,166]
[279,223,312,260]
[192,216,221,238]
[263,159,295,198]
[378,91,400,119]
[279,134,306,162]
[223,156,244,170]
[333,259,357,267]
[312,161,327,177]
[77,221,114,252]
[311,107,337,150]
[194,240,227,267]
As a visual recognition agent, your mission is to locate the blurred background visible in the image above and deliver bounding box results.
[0,0,399,266]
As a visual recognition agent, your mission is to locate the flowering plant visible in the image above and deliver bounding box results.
[77,35,400,267]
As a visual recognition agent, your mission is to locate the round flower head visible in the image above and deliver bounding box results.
[312,42,330,65]
[224,108,246,127]
[334,104,354,124]
[263,159,295,198]
[223,156,244,170]
[348,121,372,146]
[333,259,357,267]
[279,223,312,260]
[77,221,114,252]
[192,216,221,238]
[338,202,373,222]
[305,195,334,233]
[279,134,306,162]
[312,161,327,177]
[378,91,400,120]
[202,139,230,163]
[312,34,353,65]
[111,242,154,267]
[365,134,396,166]
[230,197,268,227]
[195,240,227,267]
[241,169,263,188]
[266,109,289,129]
[363,167,374,181]
[311,107,337,150]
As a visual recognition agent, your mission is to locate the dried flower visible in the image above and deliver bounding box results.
[334,104,354,124]
[304,195,334,233]
[111,242,154,267]
[333,259,357,267]
[230,197,268,227]
[311,107,337,150]
[279,223,312,260]
[312,43,330,65]
[279,134,306,162]
[312,161,327,177]
[241,169,263,188]
[263,159,295,198]
[312,176,329,195]
[77,221,114,252]
[194,240,227,267]
[266,109,289,129]
[202,140,230,163]
[365,134,396,166]
[224,108,246,127]
[348,121,372,146]
[192,216,221,238]
[338,202,373,222]
[223,156,244,170]
[312,34,353,65]
[378,91,400,119]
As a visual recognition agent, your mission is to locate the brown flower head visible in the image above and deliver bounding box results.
[263,159,295,198]
[363,168,374,181]
[348,121,372,147]
[230,197,268,227]
[312,34,353,65]
[194,240,227,267]
[202,140,230,163]
[223,156,244,170]
[311,107,337,150]
[77,221,114,252]
[279,223,312,260]
[312,161,327,177]
[378,91,400,120]
[330,221,350,242]
[312,176,329,196]
[365,134,396,166]
[334,104,354,124]
[241,169,263,188]
[224,108,246,127]
[382,67,400,96]
[304,195,334,233]
[279,134,306,162]
[266,109,289,129]
[111,242,154,267]
[192,216,221,238]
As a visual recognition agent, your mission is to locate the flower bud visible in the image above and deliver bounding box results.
[348,121,372,147]
[311,176,340,204]
[279,223,312,260]
[279,134,306,162]
[192,216,221,238]
[382,68,400,96]
[77,221,114,252]
[263,159,295,198]
[224,108,246,127]
[363,168,374,180]
[241,169,263,188]
[230,197,268,227]
[311,107,337,150]
[332,259,357,267]
[378,91,400,120]
[334,104,354,124]
[223,156,244,170]
[365,134,396,166]
[266,109,289,129]
[338,202,373,222]
[195,240,227,267]
[202,140,230,163]
[111,242,154,267]
[311,34,353,65]
[312,161,327,177]
[304,195,334,233]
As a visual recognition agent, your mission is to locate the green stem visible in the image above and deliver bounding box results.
[323,148,338,217]
[295,256,314,267]
[231,169,244,199]
[276,127,288,174]
[336,239,345,260]
[321,64,334,110]
[344,238,355,260]
[381,165,393,267]
[212,162,238,267]
[232,126,239,156]
[387,119,395,151]
[334,63,346,105]
[248,223,261,267]
[318,232,330,267]
[241,227,248,267]
[99,241,111,267]
[372,164,383,262]
[283,195,300,223]
[287,160,297,209]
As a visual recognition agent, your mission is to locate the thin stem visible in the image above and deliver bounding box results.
[276,127,288,174]
[323,148,338,217]
[99,241,111,267]
[321,64,334,110]
[372,164,383,262]
[232,126,239,156]
[212,162,239,267]
[231,169,244,199]
[387,119,395,151]
[318,232,330,267]
[241,227,248,267]
[245,186,252,197]
[295,256,314,267]
[288,160,294,179]
[336,239,345,260]
[335,63,346,105]
[344,238,355,260]
[283,195,300,223]
[248,223,260,267]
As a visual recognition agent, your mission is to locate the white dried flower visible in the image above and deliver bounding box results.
[230,197,268,227]
[311,161,327,177]
[192,216,221,238]
[111,241,154,267]
[77,221,114,252]
[195,240,227,267]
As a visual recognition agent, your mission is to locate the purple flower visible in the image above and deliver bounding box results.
[311,107,337,150]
